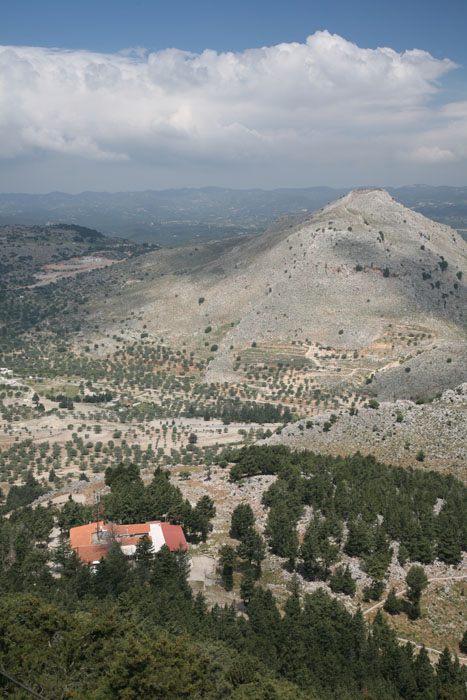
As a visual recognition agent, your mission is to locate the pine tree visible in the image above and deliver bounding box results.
[300,527,321,581]
[329,565,345,593]
[236,529,266,578]
[265,501,298,563]
[436,646,456,695]
[279,584,305,683]
[230,503,255,540]
[94,542,132,598]
[150,544,190,596]
[318,536,339,576]
[460,629,467,655]
[437,515,462,565]
[398,544,409,566]
[342,565,356,596]
[187,495,216,541]
[135,534,154,581]
[405,565,428,620]
[384,587,401,615]
[414,646,436,699]
[52,532,73,568]
[344,518,372,557]
[349,606,367,683]
[219,544,236,591]
[240,570,255,606]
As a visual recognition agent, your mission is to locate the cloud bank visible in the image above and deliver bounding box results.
[0,31,465,189]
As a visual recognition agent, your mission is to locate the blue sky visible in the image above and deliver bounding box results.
[3,0,466,62]
[1,0,466,191]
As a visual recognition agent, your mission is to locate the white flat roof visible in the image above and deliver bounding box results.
[149,522,165,553]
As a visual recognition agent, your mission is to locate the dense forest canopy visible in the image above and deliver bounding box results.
[1,511,466,699]
[0,452,466,698]
[229,447,467,590]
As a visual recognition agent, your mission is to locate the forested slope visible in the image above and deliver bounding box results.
[1,455,466,699]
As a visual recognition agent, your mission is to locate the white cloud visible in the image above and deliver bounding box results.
[399,101,467,164]
[404,146,457,163]
[0,31,464,187]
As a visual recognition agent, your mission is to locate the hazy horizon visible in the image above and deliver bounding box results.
[1,182,466,196]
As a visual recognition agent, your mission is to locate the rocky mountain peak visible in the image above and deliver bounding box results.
[202,189,466,387]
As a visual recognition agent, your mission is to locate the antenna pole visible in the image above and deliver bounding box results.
[95,491,101,539]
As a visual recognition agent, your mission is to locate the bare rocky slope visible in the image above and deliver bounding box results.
[201,188,466,385]
[262,383,467,480]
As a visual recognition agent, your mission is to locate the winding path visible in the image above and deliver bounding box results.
[363,574,467,616]
[363,574,467,664]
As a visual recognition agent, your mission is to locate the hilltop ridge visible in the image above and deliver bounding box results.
[198,188,466,389]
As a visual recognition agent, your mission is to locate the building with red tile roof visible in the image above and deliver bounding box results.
[69,520,187,565]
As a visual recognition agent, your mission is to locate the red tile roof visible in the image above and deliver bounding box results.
[115,523,151,536]
[72,544,109,564]
[160,522,188,551]
[69,520,187,564]
[69,522,100,548]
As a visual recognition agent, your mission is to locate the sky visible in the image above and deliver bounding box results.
[1,0,466,192]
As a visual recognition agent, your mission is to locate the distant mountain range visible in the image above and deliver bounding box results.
[0,185,466,245]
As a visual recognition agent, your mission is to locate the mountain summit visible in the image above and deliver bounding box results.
[196,189,466,388]
[88,188,466,398]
